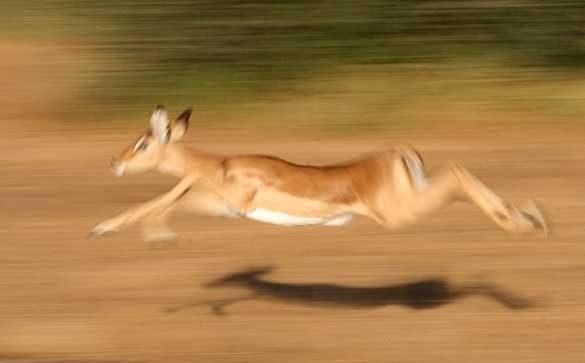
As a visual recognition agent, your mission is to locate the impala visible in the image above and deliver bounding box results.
[89,105,547,241]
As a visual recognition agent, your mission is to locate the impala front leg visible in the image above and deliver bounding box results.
[140,204,179,242]
[89,177,195,238]
[140,185,242,242]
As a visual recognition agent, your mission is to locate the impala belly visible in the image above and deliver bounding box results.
[245,189,354,226]
[247,209,352,226]
[212,153,372,227]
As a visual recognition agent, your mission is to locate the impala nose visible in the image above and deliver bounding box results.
[110,157,117,169]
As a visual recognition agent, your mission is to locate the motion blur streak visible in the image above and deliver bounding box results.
[0,1,584,363]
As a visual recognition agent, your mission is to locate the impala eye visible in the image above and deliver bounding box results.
[139,142,149,151]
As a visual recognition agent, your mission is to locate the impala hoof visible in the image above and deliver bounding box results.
[87,223,119,239]
[520,199,550,238]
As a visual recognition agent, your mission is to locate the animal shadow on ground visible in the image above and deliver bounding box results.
[165,267,536,315]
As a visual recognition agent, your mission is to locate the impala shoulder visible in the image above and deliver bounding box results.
[216,156,250,180]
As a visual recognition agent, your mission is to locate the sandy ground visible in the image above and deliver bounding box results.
[1,123,584,363]
[1,41,585,363]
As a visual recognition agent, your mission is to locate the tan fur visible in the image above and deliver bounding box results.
[90,107,547,241]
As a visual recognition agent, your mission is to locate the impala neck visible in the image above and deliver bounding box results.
[157,144,221,179]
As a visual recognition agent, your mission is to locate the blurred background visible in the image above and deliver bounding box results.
[2,0,584,129]
[1,1,584,363]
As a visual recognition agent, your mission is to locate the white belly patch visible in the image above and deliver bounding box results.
[246,209,352,227]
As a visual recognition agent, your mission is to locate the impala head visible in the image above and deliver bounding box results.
[110,105,192,176]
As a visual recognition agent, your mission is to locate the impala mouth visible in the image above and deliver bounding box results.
[110,159,125,177]
[114,165,125,177]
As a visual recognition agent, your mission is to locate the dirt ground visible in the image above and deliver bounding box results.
[1,42,585,363]
[1,122,584,363]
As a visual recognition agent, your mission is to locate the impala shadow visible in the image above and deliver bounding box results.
[166,267,535,315]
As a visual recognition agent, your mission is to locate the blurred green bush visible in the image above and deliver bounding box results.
[2,1,584,125]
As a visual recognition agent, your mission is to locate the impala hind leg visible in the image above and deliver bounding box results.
[365,151,459,229]
[394,163,546,235]
[373,155,546,236]
[450,164,547,236]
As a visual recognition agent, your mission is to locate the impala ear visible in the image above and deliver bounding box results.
[150,105,170,144]
[168,107,191,143]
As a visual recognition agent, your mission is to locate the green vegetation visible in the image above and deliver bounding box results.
[2,1,584,126]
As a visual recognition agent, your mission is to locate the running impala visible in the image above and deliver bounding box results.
[89,105,547,241]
